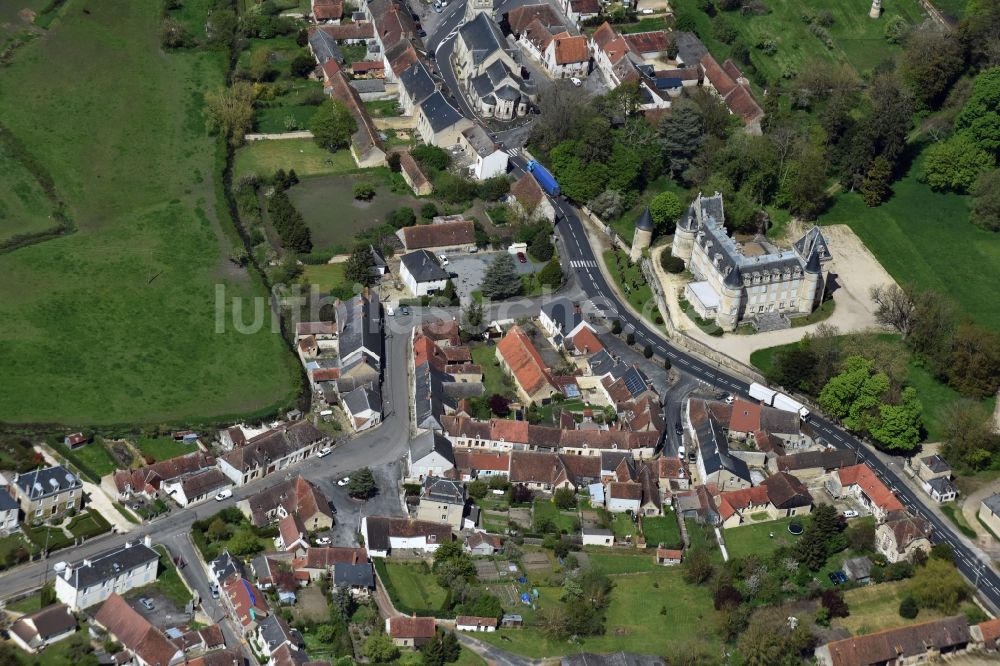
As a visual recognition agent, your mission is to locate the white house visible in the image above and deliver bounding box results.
[407,431,455,481]
[8,604,76,653]
[459,124,508,180]
[342,385,382,432]
[361,515,453,557]
[54,537,159,611]
[0,491,19,535]
[538,297,593,346]
[606,482,642,514]
[400,250,450,297]
[161,468,230,507]
[217,421,326,487]
[456,616,498,632]
[582,528,614,546]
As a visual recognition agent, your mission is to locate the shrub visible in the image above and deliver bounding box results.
[353,183,376,200]
[411,144,451,170]
[421,203,439,220]
[661,252,685,273]
[899,596,919,619]
[643,344,653,358]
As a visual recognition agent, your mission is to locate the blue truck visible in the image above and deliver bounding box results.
[526,160,560,197]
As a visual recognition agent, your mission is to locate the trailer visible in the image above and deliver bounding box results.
[748,382,777,405]
[773,393,810,420]
[526,160,560,196]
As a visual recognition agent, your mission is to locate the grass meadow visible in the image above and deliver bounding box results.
[234,139,357,180]
[0,0,298,425]
[0,140,61,244]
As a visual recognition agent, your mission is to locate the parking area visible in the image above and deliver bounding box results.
[310,462,406,546]
[447,251,542,303]
[124,589,191,629]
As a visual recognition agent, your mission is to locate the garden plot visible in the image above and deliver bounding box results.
[521,551,551,573]
[474,559,500,581]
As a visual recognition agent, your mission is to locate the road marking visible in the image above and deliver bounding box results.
[570,260,598,268]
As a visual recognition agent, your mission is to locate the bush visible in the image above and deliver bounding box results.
[660,252,685,273]
[386,207,416,229]
[478,176,511,201]
[421,202,439,220]
[899,596,919,619]
[353,183,376,200]
[643,344,653,358]
[412,144,451,170]
[712,16,738,43]
[387,153,401,173]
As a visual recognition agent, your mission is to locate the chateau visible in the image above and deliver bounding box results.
[671,192,832,331]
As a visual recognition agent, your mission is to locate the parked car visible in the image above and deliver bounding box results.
[843,510,859,519]
[211,585,220,599]
[215,488,233,501]
[674,422,683,436]
[438,254,449,266]
[315,536,332,545]
[516,252,527,264]
[139,598,154,611]
[827,571,848,585]
[337,476,350,486]
[570,77,582,87]
[316,447,332,458]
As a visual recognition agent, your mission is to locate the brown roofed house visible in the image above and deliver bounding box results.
[8,603,77,653]
[398,220,476,251]
[387,615,436,648]
[94,593,184,666]
[496,325,557,404]
[815,615,972,666]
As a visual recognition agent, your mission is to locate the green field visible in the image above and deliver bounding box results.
[54,440,118,480]
[0,138,62,245]
[471,344,514,397]
[477,567,720,658]
[585,550,660,575]
[234,140,358,180]
[672,0,926,85]
[836,579,977,635]
[722,515,803,560]
[533,500,580,534]
[820,152,1000,332]
[288,172,425,249]
[380,561,450,612]
[301,262,348,293]
[602,250,664,330]
[0,0,298,426]
[642,512,683,550]
[151,545,193,607]
[66,509,112,540]
[135,437,199,462]
[749,333,995,443]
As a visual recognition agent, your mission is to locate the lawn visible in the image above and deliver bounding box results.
[836,579,978,635]
[234,140,358,180]
[672,0,927,86]
[0,533,37,571]
[535,399,587,425]
[5,585,53,614]
[610,512,639,541]
[135,437,198,462]
[602,250,664,331]
[0,0,299,425]
[14,628,92,666]
[301,262,348,293]
[151,545,194,607]
[255,104,320,133]
[819,151,1000,332]
[533,500,580,534]
[379,561,450,612]
[642,511,683,550]
[477,567,720,658]
[790,298,835,327]
[748,333,995,443]
[23,524,72,552]
[66,510,112,540]
[585,550,660,575]
[686,518,724,564]
[0,137,63,245]
[723,516,803,560]
[471,344,514,397]
[53,440,118,481]
[288,172,425,249]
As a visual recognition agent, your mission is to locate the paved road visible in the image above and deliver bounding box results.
[501,155,1000,614]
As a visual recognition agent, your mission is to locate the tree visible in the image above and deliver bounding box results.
[538,258,563,288]
[311,100,357,152]
[461,300,484,333]
[488,394,511,417]
[948,323,1000,397]
[772,345,818,393]
[900,25,965,109]
[478,176,511,201]
[956,67,1000,157]
[643,344,653,358]
[206,8,238,47]
[869,387,923,451]
[468,479,488,499]
[941,401,998,470]
[364,632,399,663]
[899,595,919,618]
[161,17,192,48]
[315,624,337,643]
[884,15,910,43]
[908,557,969,613]
[869,284,916,338]
[412,144,451,170]
[847,521,876,552]
[971,169,1000,231]
[659,101,705,181]
[821,589,849,618]
[611,319,622,334]
[421,202,439,220]
[353,182,375,200]
[588,189,624,220]
[684,549,714,584]
[648,191,683,234]
[290,52,316,78]
[860,156,892,206]
[626,332,635,345]
[553,487,577,510]
[530,232,554,262]
[481,253,522,300]
[922,134,995,192]
[661,252,685,273]
[386,207,416,229]
[736,608,815,666]
[344,245,375,288]
[785,143,829,219]
[347,467,376,499]
[536,606,570,639]
[229,528,263,557]
[204,82,255,147]
[206,517,230,542]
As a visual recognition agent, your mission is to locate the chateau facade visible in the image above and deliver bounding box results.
[671,192,831,331]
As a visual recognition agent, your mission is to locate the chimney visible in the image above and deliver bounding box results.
[143,535,152,548]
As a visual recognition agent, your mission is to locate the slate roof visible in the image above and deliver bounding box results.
[343,384,382,417]
[316,22,373,40]
[401,249,450,283]
[422,476,466,504]
[400,220,475,250]
[672,31,707,66]
[777,449,856,473]
[419,90,467,133]
[178,468,229,500]
[762,471,812,509]
[458,13,509,61]
[258,614,300,653]
[462,124,498,157]
[984,493,1000,515]
[9,603,75,647]
[334,561,375,588]
[60,540,158,594]
[409,431,455,464]
[14,466,81,500]
[335,291,382,363]
[921,454,952,474]
[0,490,18,512]
[695,416,751,483]
[399,61,437,106]
[221,421,326,475]
[541,298,583,336]
[351,78,386,94]
[211,550,247,582]
[308,28,342,64]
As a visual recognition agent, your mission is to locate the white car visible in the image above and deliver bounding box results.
[641,8,654,14]
[315,536,332,545]
[843,510,859,519]
[438,254,449,266]
[337,476,350,486]
[570,77,582,87]
[215,488,233,501]
[316,446,332,458]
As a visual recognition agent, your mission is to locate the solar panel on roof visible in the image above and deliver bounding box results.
[564,385,580,398]
[623,369,646,396]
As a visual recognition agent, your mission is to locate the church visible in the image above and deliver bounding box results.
[668,192,832,331]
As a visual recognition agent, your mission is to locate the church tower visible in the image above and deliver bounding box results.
[465,0,494,22]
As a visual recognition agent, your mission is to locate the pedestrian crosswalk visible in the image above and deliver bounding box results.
[504,148,520,157]
[570,260,598,268]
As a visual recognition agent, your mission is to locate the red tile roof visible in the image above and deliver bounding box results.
[297,546,369,569]
[507,3,563,33]
[312,367,341,382]
[822,615,970,666]
[496,325,555,398]
[490,418,530,444]
[609,481,642,501]
[400,220,475,250]
[95,594,182,666]
[453,449,511,472]
[656,548,683,560]
[313,0,344,20]
[278,513,308,551]
[837,465,903,513]
[728,399,761,433]
[398,150,431,190]
[978,618,1000,650]
[352,60,385,73]
[221,575,269,627]
[552,34,589,64]
[317,23,374,40]
[510,172,545,209]
[421,319,460,345]
[623,30,670,55]
[567,326,603,355]
[326,65,383,156]
[388,615,436,639]
[456,616,499,629]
